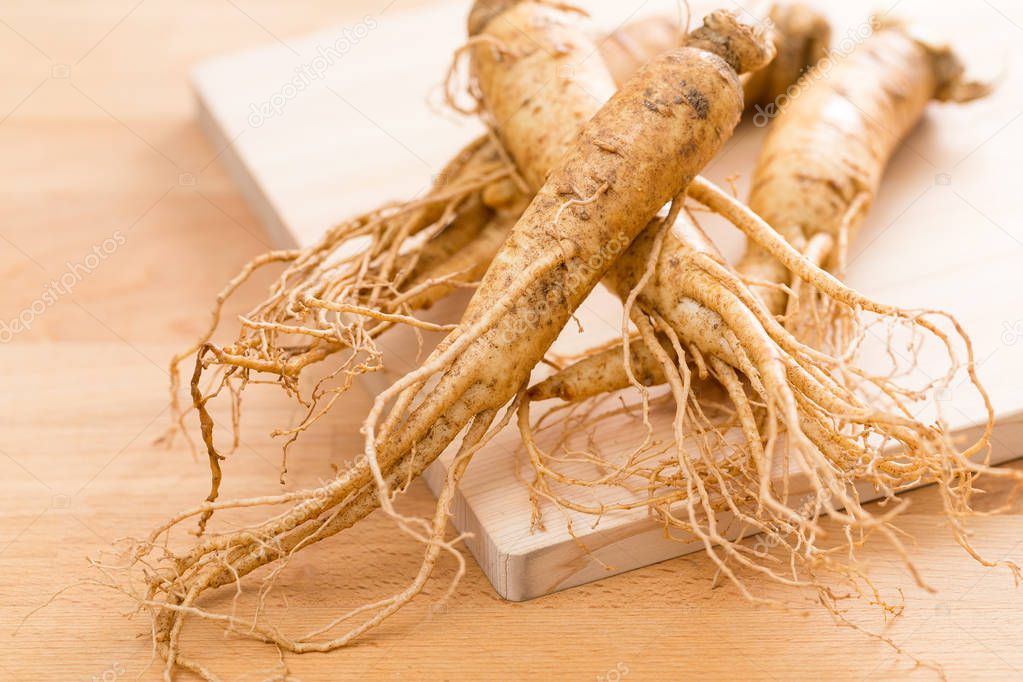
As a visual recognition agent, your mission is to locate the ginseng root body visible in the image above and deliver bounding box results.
[141,7,773,677]
[519,19,1014,608]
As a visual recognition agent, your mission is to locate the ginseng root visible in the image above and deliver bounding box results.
[739,16,992,320]
[741,2,831,111]
[520,20,1018,601]
[166,3,832,470]
[162,8,685,465]
[133,7,773,678]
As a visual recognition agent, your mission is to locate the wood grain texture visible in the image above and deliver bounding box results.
[2,344,1022,681]
[2,0,1023,680]
[193,0,1023,600]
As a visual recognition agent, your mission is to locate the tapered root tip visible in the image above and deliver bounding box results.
[526,380,561,402]
[929,45,997,103]
[689,10,777,75]
[875,14,996,103]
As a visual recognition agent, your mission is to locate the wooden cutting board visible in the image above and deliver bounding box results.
[192,0,1023,600]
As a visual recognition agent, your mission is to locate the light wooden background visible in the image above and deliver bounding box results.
[2,1,1023,680]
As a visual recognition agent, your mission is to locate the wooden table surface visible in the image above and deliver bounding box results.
[2,1,1022,680]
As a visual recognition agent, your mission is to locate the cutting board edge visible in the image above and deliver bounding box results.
[425,409,1023,601]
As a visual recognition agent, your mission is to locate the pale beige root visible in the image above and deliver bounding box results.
[739,23,992,317]
[171,0,714,532]
[479,0,922,598]
[470,2,777,193]
[468,1,619,191]
[466,0,527,37]
[335,0,828,327]
[388,189,494,286]
[134,10,771,677]
[374,10,691,309]
[469,2,820,193]
[529,331,672,402]
[416,0,831,317]
[165,1,827,462]
[163,6,723,466]
[166,0,829,459]
[164,132,510,456]
[471,1,920,589]
[399,200,526,311]
[741,2,831,109]
[522,183,1018,604]
[602,4,832,125]
[518,23,1017,607]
